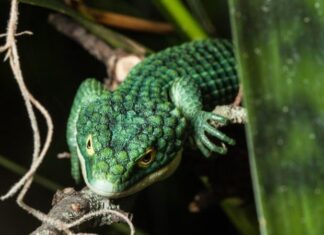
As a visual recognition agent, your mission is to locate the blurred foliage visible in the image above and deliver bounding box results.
[230,0,324,234]
[153,0,208,39]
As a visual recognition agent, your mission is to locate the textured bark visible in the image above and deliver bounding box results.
[48,13,143,90]
[31,187,131,235]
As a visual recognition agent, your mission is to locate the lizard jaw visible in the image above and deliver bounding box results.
[78,148,182,198]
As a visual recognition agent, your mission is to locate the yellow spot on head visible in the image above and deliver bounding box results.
[86,134,95,156]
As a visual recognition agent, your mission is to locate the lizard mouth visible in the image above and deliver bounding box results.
[80,149,182,198]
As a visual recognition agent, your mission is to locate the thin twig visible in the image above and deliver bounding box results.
[48,14,116,66]
[81,7,174,34]
[0,30,33,38]
[0,0,68,231]
[212,105,247,127]
[1,1,135,234]
[0,0,43,201]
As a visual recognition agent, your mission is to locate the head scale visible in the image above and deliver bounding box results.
[76,93,186,198]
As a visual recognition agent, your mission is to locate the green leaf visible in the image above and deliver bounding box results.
[153,0,208,40]
[230,0,324,234]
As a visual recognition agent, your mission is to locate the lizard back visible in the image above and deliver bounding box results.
[117,39,239,109]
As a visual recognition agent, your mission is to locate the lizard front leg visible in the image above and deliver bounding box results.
[170,76,235,157]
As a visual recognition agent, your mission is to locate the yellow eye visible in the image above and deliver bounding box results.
[137,148,156,168]
[86,134,95,156]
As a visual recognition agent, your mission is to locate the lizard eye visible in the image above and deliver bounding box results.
[138,148,156,168]
[86,134,95,156]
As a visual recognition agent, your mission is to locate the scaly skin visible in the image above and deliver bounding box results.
[67,39,239,198]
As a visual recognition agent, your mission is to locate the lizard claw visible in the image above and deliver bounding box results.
[193,111,235,157]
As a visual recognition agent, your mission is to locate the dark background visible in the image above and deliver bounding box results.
[0,1,252,234]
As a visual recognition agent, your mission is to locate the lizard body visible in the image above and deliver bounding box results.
[67,39,239,198]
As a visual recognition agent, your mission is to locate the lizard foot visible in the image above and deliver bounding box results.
[193,111,235,157]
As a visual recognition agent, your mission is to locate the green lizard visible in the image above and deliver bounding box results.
[67,39,239,198]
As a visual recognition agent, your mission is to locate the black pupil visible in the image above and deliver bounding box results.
[142,153,151,163]
[87,140,91,149]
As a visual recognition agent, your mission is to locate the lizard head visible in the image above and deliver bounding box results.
[76,93,186,198]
